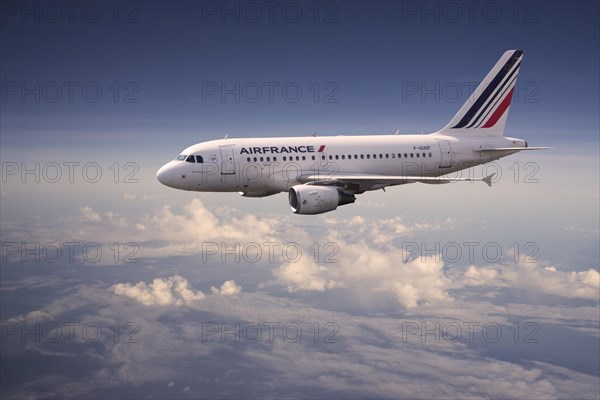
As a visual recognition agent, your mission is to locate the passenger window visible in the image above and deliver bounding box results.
[247,157,250,162]
[260,157,264,162]
[410,153,414,158]
[391,154,395,158]
[296,156,300,161]
[404,153,408,158]
[428,152,432,157]
[416,153,420,158]
[312,155,315,160]
[266,157,270,162]
[254,157,257,162]
[335,155,339,160]
[186,155,195,163]
[379,154,383,159]
[341,155,345,160]
[367,154,370,159]
[385,154,389,159]
[302,156,306,161]
[354,155,358,159]
[361,154,364,159]
[423,153,426,158]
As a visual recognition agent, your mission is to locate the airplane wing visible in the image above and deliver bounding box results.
[297,172,495,188]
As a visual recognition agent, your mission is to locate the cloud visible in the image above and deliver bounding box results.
[271,236,451,308]
[464,265,499,285]
[6,310,53,324]
[80,206,101,222]
[269,224,598,308]
[211,280,242,295]
[3,199,598,311]
[3,280,599,400]
[463,263,600,300]
[273,257,341,292]
[111,275,205,306]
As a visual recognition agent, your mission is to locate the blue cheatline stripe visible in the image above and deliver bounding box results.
[452,50,523,129]
[474,73,519,128]
[467,61,521,128]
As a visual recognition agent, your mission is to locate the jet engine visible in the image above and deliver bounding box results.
[288,185,356,215]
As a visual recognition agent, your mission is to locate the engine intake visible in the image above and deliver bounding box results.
[289,185,356,215]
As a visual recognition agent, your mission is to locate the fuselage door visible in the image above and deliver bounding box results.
[219,146,236,175]
[438,140,452,168]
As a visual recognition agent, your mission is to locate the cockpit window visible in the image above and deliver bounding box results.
[176,154,187,161]
[186,155,195,163]
[195,155,204,163]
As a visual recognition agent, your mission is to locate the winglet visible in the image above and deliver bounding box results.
[483,173,495,187]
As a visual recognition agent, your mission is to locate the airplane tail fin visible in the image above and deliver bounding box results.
[436,50,524,137]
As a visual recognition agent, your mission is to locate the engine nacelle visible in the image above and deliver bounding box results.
[288,185,356,215]
[238,190,280,198]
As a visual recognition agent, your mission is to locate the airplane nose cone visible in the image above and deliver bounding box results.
[156,163,172,187]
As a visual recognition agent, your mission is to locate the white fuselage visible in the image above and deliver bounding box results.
[156,133,525,194]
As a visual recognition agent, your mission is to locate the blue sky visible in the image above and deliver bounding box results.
[1,1,599,399]
[1,0,598,151]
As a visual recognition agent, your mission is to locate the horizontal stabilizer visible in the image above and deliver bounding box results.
[474,147,551,152]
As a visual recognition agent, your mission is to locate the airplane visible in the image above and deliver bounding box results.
[156,50,547,215]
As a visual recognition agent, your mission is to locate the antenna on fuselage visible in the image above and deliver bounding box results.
[309,132,317,137]
[395,130,400,135]
[224,133,228,139]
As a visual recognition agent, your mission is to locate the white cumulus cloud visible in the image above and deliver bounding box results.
[272,236,452,308]
[463,263,599,300]
[80,206,101,222]
[111,275,205,306]
[211,280,242,295]
[273,257,341,292]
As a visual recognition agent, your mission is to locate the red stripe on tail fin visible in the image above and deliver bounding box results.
[482,88,514,128]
